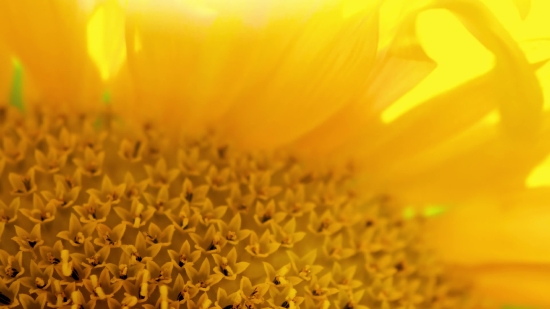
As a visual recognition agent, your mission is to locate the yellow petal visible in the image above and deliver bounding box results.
[122,0,380,148]
[0,1,102,108]
[287,12,442,161]
[86,0,126,82]
[0,42,11,101]
[377,110,550,207]
[466,264,550,308]
[424,199,550,307]
[217,2,380,149]
[432,0,543,139]
[295,0,543,171]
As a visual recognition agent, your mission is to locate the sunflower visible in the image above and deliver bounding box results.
[0,0,549,309]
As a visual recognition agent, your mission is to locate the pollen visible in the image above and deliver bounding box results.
[0,107,474,308]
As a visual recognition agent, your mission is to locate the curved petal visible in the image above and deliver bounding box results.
[122,0,379,147]
[287,2,439,161]
[295,0,547,209]
[435,0,543,139]
[380,110,550,206]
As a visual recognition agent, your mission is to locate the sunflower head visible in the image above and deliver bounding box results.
[1,0,549,308]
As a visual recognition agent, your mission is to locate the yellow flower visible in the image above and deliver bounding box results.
[56,214,96,247]
[211,286,243,309]
[0,0,549,308]
[0,279,19,308]
[0,250,25,284]
[12,225,44,254]
[8,169,36,196]
[0,198,20,239]
[33,148,67,174]
[41,179,81,209]
[76,240,111,269]
[19,293,45,309]
[86,175,127,205]
[82,268,122,300]
[168,240,202,271]
[239,276,270,305]
[74,195,112,223]
[46,279,75,307]
[212,247,250,280]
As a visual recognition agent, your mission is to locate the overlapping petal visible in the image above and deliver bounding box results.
[0,1,548,308]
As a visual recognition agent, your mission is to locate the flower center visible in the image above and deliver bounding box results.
[0,108,472,307]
